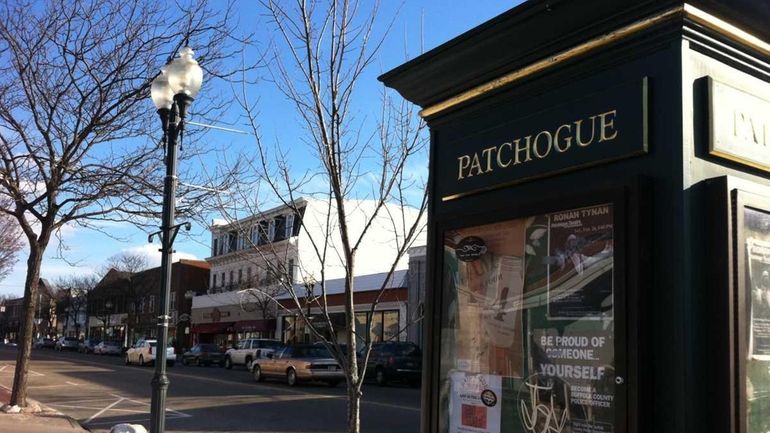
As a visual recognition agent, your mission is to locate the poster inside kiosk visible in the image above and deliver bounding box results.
[743,207,770,433]
[442,204,616,433]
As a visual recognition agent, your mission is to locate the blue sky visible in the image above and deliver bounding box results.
[0,0,522,297]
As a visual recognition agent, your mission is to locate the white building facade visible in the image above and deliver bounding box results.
[193,197,423,347]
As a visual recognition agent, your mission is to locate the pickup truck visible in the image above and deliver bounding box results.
[224,338,283,369]
[125,339,175,367]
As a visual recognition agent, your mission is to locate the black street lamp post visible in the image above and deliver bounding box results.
[147,46,202,433]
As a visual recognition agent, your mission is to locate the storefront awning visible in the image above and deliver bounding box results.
[234,319,276,332]
[192,322,235,334]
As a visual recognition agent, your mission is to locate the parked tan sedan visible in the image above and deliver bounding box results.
[252,344,344,387]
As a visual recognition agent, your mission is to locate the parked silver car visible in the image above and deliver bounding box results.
[55,336,79,351]
[94,340,122,356]
[78,338,100,354]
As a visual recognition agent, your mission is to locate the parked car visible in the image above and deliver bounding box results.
[224,338,282,370]
[94,340,122,356]
[125,339,175,367]
[33,338,46,349]
[34,338,56,349]
[55,336,79,351]
[78,338,100,354]
[181,344,225,367]
[361,341,421,387]
[251,344,343,387]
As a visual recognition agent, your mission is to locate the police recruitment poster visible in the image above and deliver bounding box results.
[523,328,616,433]
[546,204,614,320]
[747,238,770,360]
[516,203,616,433]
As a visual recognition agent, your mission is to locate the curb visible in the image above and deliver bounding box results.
[1,391,90,432]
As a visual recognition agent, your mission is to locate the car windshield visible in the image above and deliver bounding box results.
[395,344,421,356]
[199,344,218,352]
[293,346,332,358]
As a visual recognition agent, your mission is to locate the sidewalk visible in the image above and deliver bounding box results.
[0,386,90,433]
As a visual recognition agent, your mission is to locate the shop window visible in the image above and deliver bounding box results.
[370,311,383,343]
[383,310,399,342]
[355,312,368,347]
[282,316,296,344]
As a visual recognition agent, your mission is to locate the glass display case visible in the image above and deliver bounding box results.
[438,200,626,433]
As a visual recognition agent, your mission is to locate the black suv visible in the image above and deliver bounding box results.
[362,341,421,387]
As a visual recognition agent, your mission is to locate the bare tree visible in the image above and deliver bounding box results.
[238,277,281,322]
[0,210,21,281]
[55,274,99,338]
[226,1,429,431]
[0,0,245,406]
[104,252,150,345]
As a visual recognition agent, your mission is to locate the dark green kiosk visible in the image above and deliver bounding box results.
[380,1,770,433]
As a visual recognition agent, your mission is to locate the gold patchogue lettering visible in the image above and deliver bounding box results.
[575,115,598,147]
[554,124,573,152]
[599,110,619,142]
[497,142,513,168]
[455,109,619,181]
[468,153,483,177]
[514,137,532,165]
[532,131,553,159]
[457,155,470,180]
[481,146,498,173]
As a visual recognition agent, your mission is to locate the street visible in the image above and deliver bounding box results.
[0,346,420,433]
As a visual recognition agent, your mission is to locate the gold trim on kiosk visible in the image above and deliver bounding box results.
[420,4,770,120]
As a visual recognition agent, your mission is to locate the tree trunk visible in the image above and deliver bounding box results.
[344,257,361,433]
[10,244,45,407]
[347,378,362,433]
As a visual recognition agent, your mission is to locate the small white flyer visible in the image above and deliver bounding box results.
[449,372,502,433]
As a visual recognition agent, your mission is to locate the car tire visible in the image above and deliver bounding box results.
[253,365,264,382]
[139,355,145,367]
[167,361,175,368]
[224,357,232,369]
[125,355,130,365]
[375,367,388,386]
[327,380,340,387]
[408,379,420,388]
[182,357,189,366]
[286,369,297,387]
[245,357,253,371]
